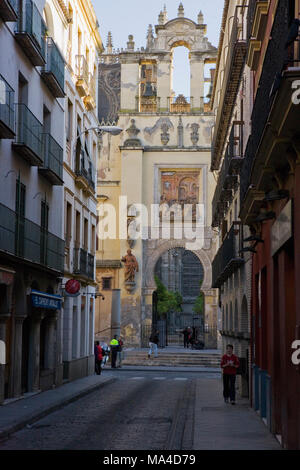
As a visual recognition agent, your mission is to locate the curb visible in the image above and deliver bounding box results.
[106,366,221,373]
[0,377,116,441]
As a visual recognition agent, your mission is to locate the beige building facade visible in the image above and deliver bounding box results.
[96,5,219,347]
[210,0,252,397]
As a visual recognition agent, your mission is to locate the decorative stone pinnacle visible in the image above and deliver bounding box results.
[158,10,164,25]
[147,24,154,49]
[163,4,168,22]
[106,32,113,54]
[198,10,204,24]
[127,34,135,51]
[178,3,184,18]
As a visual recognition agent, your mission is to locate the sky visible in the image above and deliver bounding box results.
[92,0,224,97]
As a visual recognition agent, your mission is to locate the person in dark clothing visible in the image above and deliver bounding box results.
[187,327,193,348]
[148,330,159,358]
[94,341,103,375]
[221,344,240,405]
[181,327,190,348]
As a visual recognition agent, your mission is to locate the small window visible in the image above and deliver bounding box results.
[102,278,112,290]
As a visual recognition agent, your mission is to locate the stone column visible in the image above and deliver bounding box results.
[157,58,172,111]
[190,55,204,111]
[62,296,73,362]
[111,289,121,338]
[12,315,26,398]
[28,316,42,393]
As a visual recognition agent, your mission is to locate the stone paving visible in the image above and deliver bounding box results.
[0,365,282,450]
[193,378,281,450]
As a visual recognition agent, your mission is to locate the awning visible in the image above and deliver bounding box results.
[31,290,62,310]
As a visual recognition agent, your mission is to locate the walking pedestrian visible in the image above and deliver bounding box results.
[148,330,159,358]
[117,336,124,368]
[181,327,190,348]
[110,335,119,369]
[187,327,193,349]
[221,344,240,405]
[94,341,103,375]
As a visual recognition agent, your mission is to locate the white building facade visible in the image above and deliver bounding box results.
[0,0,65,401]
[59,0,103,381]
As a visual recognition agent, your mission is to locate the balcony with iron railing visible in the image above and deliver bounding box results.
[41,37,65,98]
[39,133,63,185]
[212,225,244,288]
[15,0,46,66]
[0,74,15,139]
[13,103,44,166]
[211,6,248,171]
[212,127,240,227]
[0,202,64,273]
[0,0,18,22]
[73,247,95,280]
[75,55,89,97]
[240,4,300,215]
[75,149,95,194]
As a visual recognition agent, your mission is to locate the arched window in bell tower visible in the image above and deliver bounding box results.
[171,45,190,112]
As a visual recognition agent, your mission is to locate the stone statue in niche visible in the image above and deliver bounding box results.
[191,123,200,146]
[161,123,170,146]
[122,249,139,283]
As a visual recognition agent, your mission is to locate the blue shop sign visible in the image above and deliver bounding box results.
[31,290,62,310]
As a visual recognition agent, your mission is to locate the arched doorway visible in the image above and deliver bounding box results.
[153,248,205,345]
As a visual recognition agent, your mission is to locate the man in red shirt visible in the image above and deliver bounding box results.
[221,344,240,405]
[94,341,103,375]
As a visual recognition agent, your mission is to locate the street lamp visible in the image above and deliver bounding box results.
[97,126,123,136]
[74,125,123,151]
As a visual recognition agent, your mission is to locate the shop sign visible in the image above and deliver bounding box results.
[271,200,293,256]
[31,290,62,310]
[65,279,81,297]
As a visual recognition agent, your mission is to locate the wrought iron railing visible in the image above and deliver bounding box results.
[41,133,63,181]
[15,0,46,60]
[74,248,94,279]
[75,149,95,191]
[240,0,297,203]
[0,202,64,272]
[88,253,95,280]
[0,74,15,133]
[14,103,43,161]
[211,5,247,170]
[212,225,244,288]
[43,37,65,93]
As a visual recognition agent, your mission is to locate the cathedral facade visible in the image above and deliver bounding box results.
[96,4,219,346]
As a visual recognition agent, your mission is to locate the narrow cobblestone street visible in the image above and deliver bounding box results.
[0,369,280,450]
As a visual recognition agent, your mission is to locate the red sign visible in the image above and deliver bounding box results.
[65,279,81,297]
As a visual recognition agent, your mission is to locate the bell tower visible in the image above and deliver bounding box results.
[97,5,219,347]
